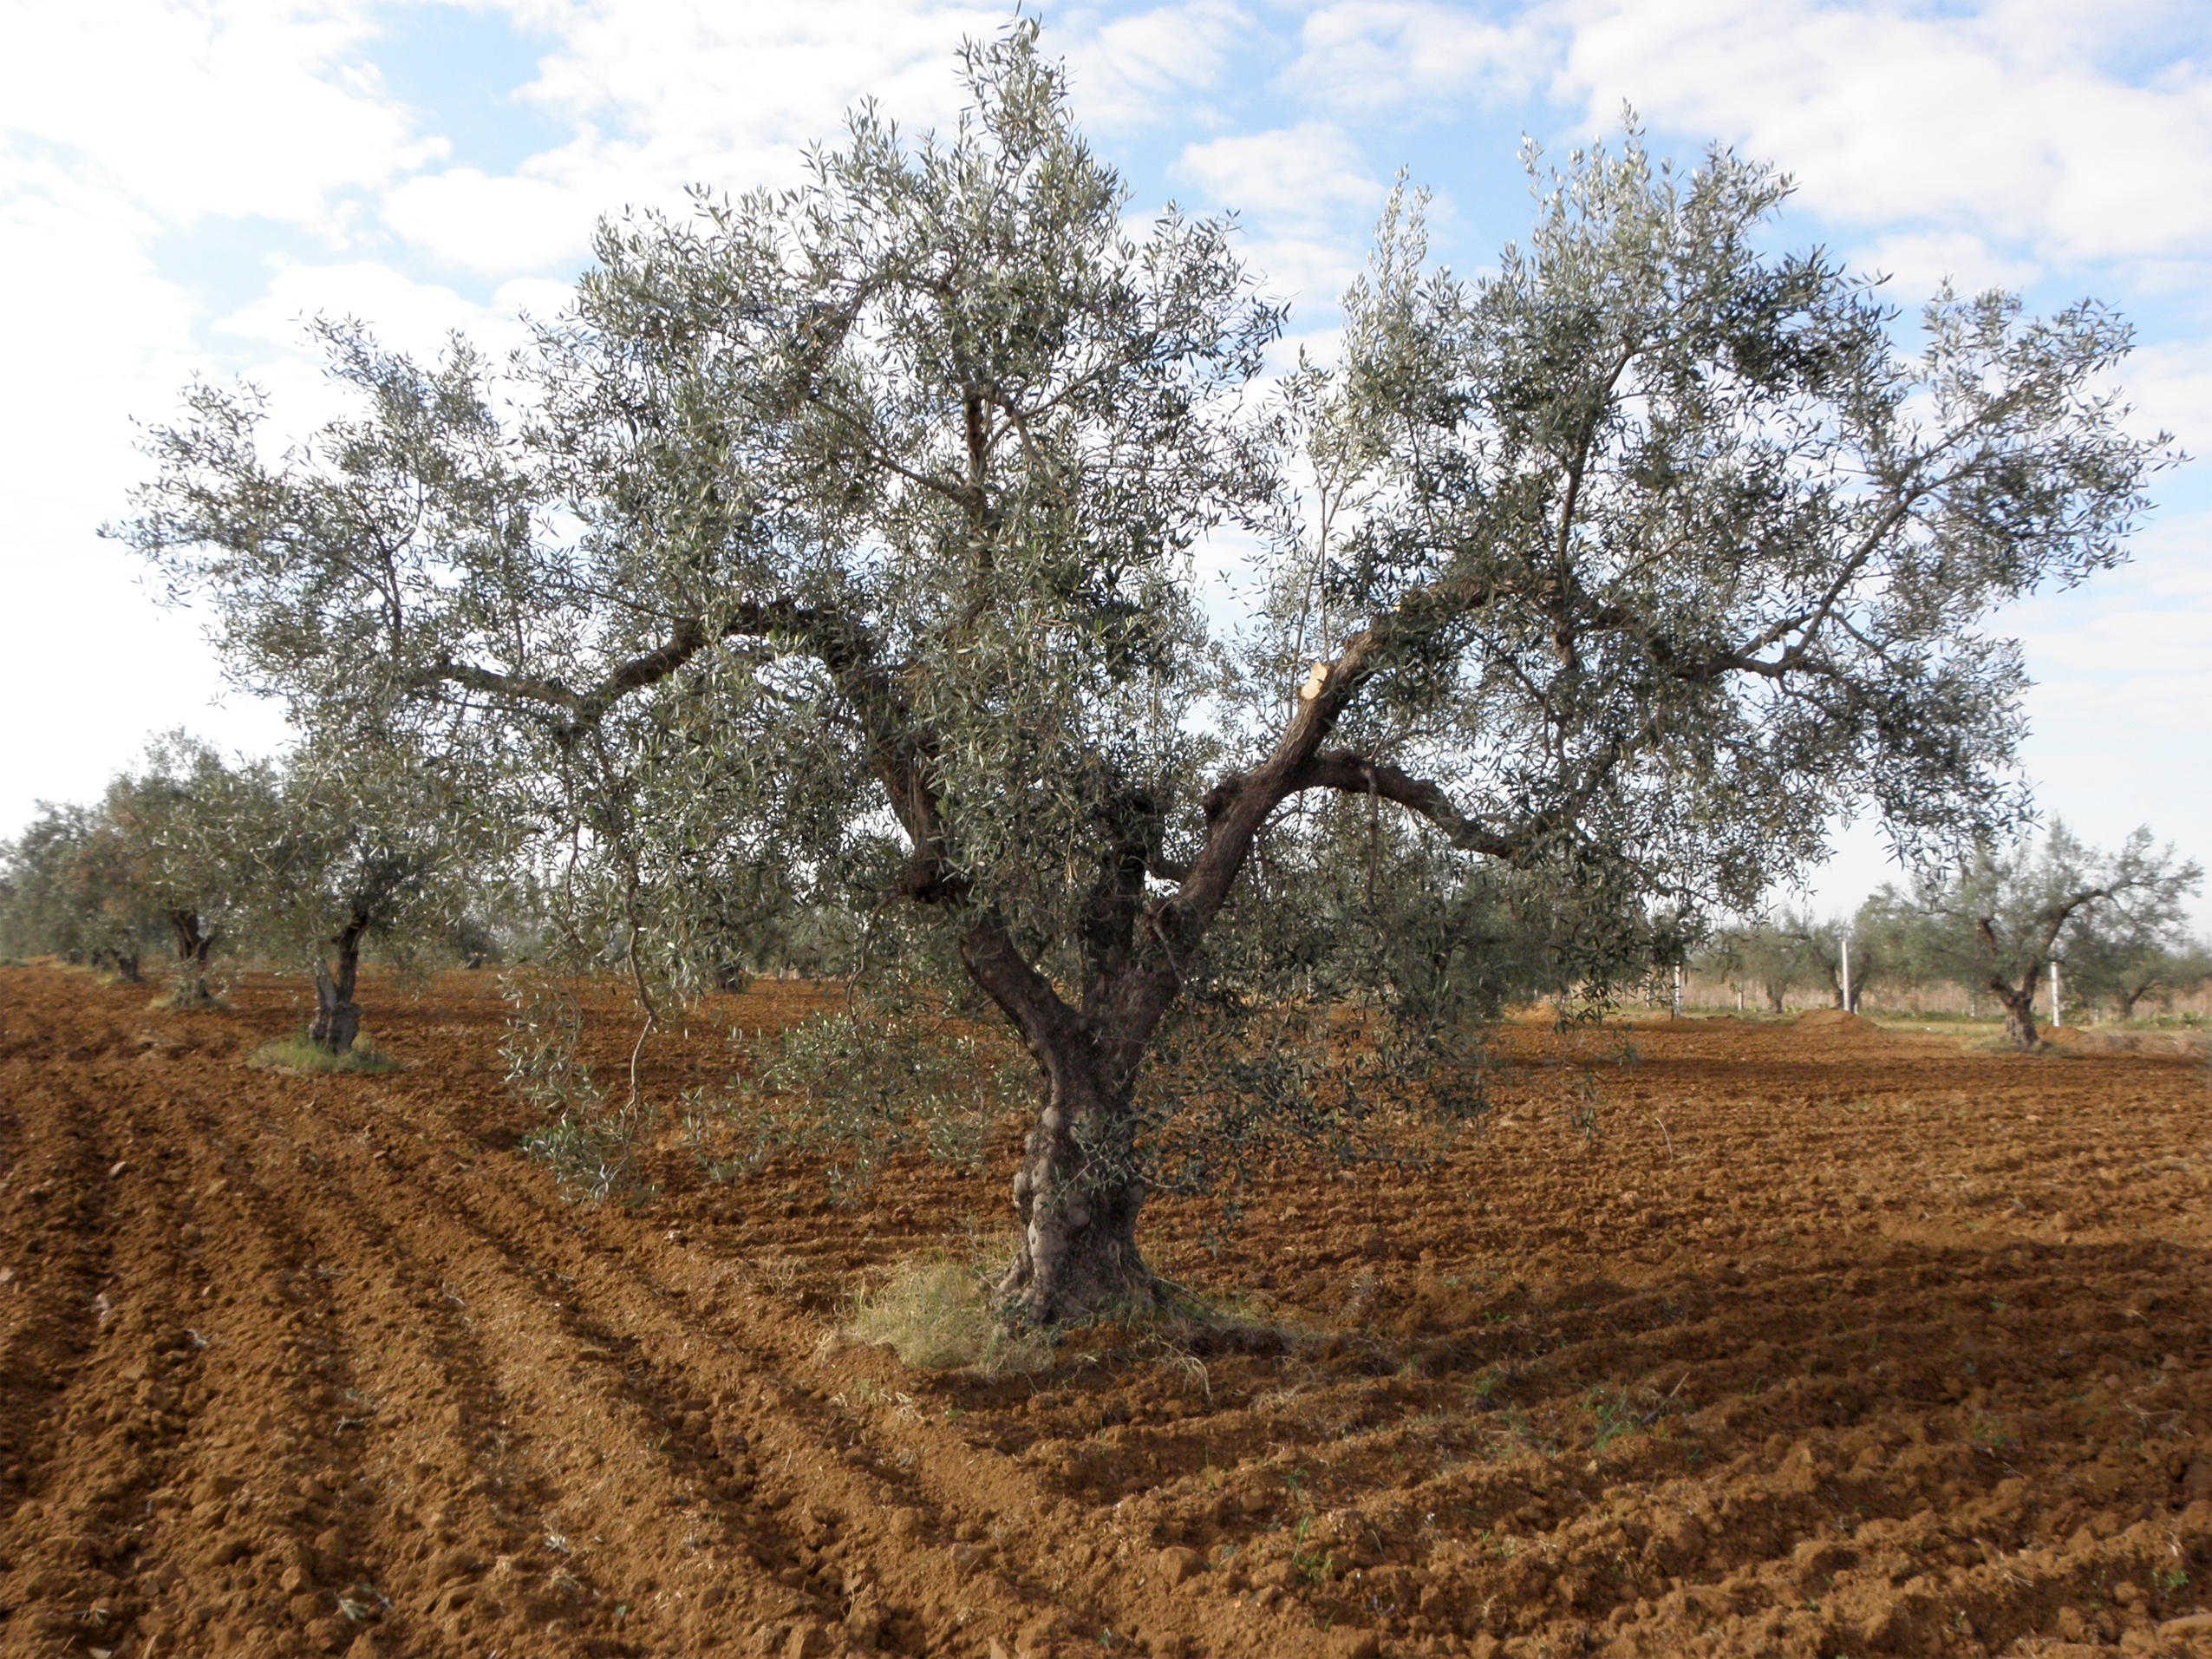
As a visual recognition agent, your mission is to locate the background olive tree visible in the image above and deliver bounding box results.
[238,746,506,1054]
[117,27,2172,1321]
[0,735,276,1003]
[1700,918,1824,1014]
[101,734,279,1005]
[0,802,164,978]
[1868,823,2202,1044]
[2068,931,2212,1023]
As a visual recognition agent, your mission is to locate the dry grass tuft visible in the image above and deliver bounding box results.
[842,1256,1053,1375]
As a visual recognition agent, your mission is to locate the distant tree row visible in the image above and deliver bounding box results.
[0,733,509,1050]
[1700,824,2205,1042]
[18,735,2190,1066]
[0,733,924,1051]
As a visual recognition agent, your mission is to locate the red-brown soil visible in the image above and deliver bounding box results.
[3,964,2209,1659]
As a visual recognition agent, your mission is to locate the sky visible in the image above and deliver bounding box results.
[2,0,2207,925]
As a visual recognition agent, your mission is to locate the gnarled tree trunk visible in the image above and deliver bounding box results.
[995,1035,1158,1324]
[1993,977,2039,1048]
[310,912,369,1055]
[168,911,217,1004]
[957,902,1171,1324]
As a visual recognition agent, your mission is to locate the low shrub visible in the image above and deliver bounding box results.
[680,991,1029,1200]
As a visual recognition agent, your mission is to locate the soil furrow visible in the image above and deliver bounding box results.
[4,966,2210,1659]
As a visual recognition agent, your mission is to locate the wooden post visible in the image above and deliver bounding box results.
[2051,958,2063,1030]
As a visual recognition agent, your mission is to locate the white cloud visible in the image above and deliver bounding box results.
[0,167,198,531]
[1552,0,2212,266]
[512,0,994,175]
[1270,1,2212,272]
[0,157,297,840]
[375,3,1287,280]
[1172,124,1384,307]
[1060,0,1254,130]
[1174,121,1380,228]
[216,260,570,359]
[508,0,990,133]
[1995,515,2212,878]
[1238,232,1368,310]
[379,165,607,278]
[365,0,1016,278]
[1845,230,2041,310]
[1279,0,1556,115]
[0,0,436,229]
[2117,337,2212,457]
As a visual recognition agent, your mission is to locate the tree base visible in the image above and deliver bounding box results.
[311,999,362,1055]
[995,1218,1163,1326]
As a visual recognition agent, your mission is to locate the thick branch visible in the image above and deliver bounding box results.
[1283,752,1523,859]
[404,598,964,897]
[961,912,1086,1068]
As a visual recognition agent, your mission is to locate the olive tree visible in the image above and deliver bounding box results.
[2069,932,2212,1022]
[0,802,165,977]
[1848,890,1956,1012]
[1775,905,1902,1014]
[1882,823,2202,1044]
[1701,919,1823,1014]
[100,733,277,1003]
[241,747,504,1053]
[1790,913,1856,1011]
[117,29,2170,1321]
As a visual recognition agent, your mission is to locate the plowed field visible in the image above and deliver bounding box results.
[3,964,2210,1659]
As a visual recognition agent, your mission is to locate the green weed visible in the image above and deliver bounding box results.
[248,1032,401,1074]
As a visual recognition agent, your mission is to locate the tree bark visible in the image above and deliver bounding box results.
[956,918,1163,1324]
[995,1048,1157,1324]
[168,911,216,1003]
[310,912,369,1055]
[1993,979,2039,1048]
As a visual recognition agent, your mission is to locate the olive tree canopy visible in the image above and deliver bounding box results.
[101,733,279,1002]
[117,27,2171,1320]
